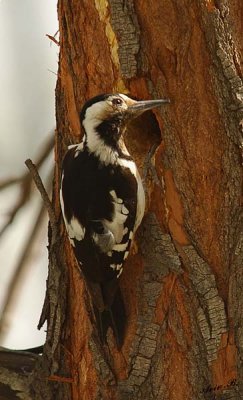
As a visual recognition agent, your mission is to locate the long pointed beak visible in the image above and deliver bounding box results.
[127,98,170,117]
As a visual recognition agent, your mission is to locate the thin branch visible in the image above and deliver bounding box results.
[46,34,60,46]
[24,160,59,332]
[47,69,58,76]
[25,160,57,240]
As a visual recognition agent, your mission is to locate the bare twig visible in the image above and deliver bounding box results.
[47,69,58,76]
[25,160,57,240]
[46,33,60,46]
[24,158,59,332]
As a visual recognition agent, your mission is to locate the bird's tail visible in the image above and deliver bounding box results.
[93,284,126,349]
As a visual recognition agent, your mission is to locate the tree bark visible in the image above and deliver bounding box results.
[1,1,242,399]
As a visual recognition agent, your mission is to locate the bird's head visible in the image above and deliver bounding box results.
[80,93,169,130]
[80,93,170,162]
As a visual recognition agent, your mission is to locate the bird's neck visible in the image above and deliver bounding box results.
[84,118,132,165]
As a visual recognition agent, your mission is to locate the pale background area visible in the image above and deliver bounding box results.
[0,0,58,349]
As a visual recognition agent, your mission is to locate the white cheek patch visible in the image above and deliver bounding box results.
[84,100,110,124]
[83,102,121,165]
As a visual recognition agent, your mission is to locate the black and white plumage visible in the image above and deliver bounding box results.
[60,93,169,347]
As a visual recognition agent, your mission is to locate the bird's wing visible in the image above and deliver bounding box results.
[60,145,138,280]
[60,144,138,347]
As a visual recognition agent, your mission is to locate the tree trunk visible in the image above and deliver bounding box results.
[1,1,242,399]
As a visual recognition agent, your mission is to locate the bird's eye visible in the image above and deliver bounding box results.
[112,98,123,106]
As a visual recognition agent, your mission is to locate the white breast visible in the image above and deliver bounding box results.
[118,158,145,233]
[134,169,145,232]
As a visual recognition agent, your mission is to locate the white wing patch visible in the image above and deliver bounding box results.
[103,190,129,244]
[106,176,142,276]
[110,263,123,271]
[87,190,129,256]
[67,217,86,241]
[117,267,123,278]
[113,243,128,252]
[100,189,132,276]
[110,263,123,277]
[124,251,129,260]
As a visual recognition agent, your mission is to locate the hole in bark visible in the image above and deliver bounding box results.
[125,110,162,166]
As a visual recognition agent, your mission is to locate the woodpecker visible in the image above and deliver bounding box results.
[60,93,170,348]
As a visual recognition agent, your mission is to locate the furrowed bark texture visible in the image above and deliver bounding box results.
[8,1,241,399]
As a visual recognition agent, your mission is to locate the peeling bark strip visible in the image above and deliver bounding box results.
[198,1,243,147]
[118,213,183,398]
[181,245,227,363]
[109,0,140,78]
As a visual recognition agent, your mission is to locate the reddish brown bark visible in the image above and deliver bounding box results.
[51,1,243,399]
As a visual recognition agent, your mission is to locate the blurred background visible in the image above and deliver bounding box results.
[0,0,58,349]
